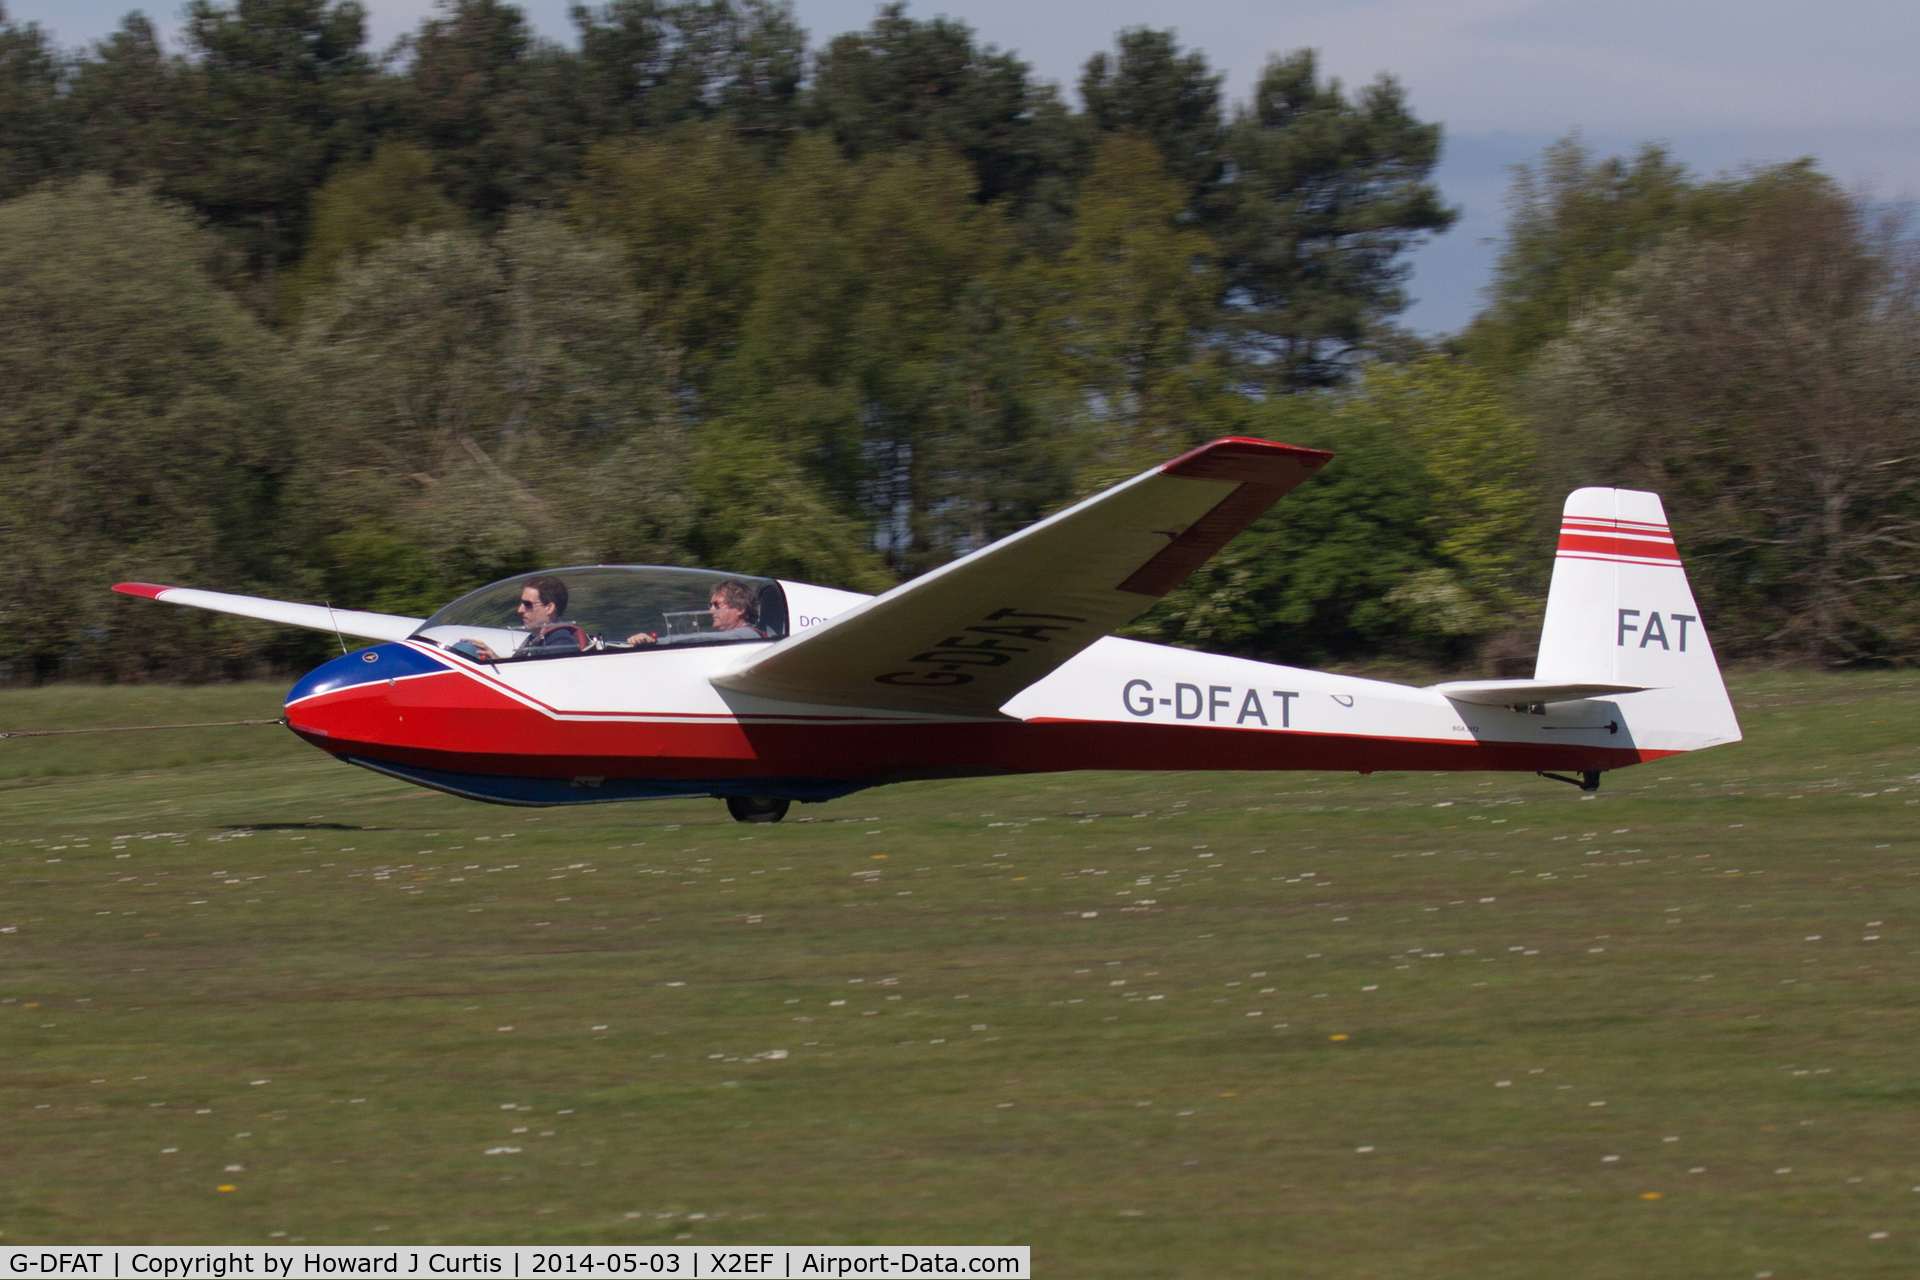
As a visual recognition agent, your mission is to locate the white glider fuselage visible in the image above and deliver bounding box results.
[261,620,1721,808]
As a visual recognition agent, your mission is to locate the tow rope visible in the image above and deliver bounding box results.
[0,718,286,739]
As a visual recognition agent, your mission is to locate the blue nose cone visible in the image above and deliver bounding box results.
[287,642,450,706]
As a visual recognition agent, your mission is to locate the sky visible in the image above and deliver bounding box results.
[14,0,1919,334]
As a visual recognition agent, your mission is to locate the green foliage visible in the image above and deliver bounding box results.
[1211,50,1456,390]
[292,214,690,598]
[162,0,381,274]
[1463,134,1825,374]
[315,525,462,620]
[1527,180,1920,665]
[1127,400,1435,664]
[15,3,1911,679]
[281,142,464,322]
[572,126,772,384]
[1343,357,1539,623]
[13,3,1653,678]
[400,0,582,219]
[721,137,1068,576]
[571,0,804,141]
[684,423,895,591]
[1079,28,1223,200]
[62,13,172,188]
[0,178,304,680]
[1079,37,1455,389]
[0,3,67,200]
[1128,358,1535,666]
[808,3,1073,215]
[1036,133,1231,490]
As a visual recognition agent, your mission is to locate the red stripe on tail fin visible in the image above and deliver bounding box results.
[1556,537,1681,561]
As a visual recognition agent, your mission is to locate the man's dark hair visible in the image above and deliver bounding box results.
[526,575,568,617]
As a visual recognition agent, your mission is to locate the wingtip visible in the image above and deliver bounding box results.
[1161,436,1334,484]
[112,582,173,599]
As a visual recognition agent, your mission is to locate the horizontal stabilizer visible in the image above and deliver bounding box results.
[113,583,422,643]
[1430,678,1653,706]
[714,437,1331,716]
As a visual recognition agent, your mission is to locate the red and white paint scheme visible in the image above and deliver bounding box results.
[113,439,1740,822]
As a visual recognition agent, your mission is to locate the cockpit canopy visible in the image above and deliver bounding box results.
[412,566,787,659]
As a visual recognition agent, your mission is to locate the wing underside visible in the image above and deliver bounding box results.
[712,436,1332,717]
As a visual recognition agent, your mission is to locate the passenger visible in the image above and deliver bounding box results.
[456,576,582,660]
[629,580,767,646]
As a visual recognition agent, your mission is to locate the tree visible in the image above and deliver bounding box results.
[291,215,692,612]
[720,137,1065,576]
[1212,50,1455,390]
[0,178,302,680]
[281,141,464,321]
[572,125,773,388]
[401,0,583,219]
[712,0,808,143]
[1128,358,1536,666]
[808,4,1072,215]
[1325,357,1538,636]
[1463,134,1821,375]
[164,0,381,276]
[571,0,804,141]
[1530,182,1920,664]
[1036,132,1231,490]
[683,423,894,591]
[1079,28,1222,201]
[0,3,68,200]
[63,13,174,188]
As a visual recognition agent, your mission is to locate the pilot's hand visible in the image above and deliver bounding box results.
[626,632,657,646]
[452,639,497,661]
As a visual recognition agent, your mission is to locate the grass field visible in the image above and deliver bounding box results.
[1,671,1916,1276]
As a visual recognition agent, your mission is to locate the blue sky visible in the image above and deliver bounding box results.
[14,0,1917,334]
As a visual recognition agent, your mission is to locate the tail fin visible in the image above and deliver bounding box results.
[1534,488,1741,754]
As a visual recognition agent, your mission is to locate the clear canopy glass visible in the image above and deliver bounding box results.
[414,566,787,659]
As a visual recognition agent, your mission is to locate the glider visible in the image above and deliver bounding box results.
[114,436,1740,822]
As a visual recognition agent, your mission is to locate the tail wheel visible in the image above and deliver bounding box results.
[725,795,790,824]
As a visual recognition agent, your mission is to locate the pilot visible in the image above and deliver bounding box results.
[628,580,766,646]
[456,576,583,660]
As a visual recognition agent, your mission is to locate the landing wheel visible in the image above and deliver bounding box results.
[725,795,790,824]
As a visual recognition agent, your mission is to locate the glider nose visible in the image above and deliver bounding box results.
[284,643,451,746]
[289,646,399,706]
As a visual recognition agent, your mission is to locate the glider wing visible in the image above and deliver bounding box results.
[712,437,1332,716]
[113,583,423,643]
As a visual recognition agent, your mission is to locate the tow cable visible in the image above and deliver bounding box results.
[0,718,287,739]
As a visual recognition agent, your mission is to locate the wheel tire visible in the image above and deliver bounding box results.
[725,795,790,824]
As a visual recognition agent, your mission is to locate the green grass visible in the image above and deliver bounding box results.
[1,671,1917,1276]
